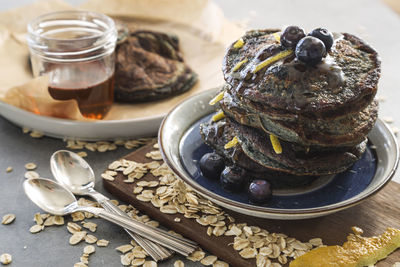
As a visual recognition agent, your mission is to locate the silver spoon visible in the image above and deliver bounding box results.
[50,151,173,261]
[50,150,196,248]
[49,150,180,260]
[23,178,197,256]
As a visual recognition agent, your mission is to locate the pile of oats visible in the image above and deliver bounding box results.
[19,141,324,266]
[116,241,154,266]
[182,249,229,267]
[22,127,44,138]
[101,145,326,266]
[22,125,155,153]
[29,192,189,266]
[29,213,64,234]
[65,138,154,152]
[29,197,115,266]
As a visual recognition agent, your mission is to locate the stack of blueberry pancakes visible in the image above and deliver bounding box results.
[200,26,380,192]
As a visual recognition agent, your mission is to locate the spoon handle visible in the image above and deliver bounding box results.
[89,190,196,246]
[83,206,197,256]
[101,199,173,260]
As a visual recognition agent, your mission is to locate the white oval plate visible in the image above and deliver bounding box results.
[159,88,399,220]
[0,11,242,141]
[0,100,162,140]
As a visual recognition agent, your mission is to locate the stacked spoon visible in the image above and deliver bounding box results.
[23,150,198,262]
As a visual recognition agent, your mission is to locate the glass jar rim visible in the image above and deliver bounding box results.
[27,10,117,62]
[27,10,116,41]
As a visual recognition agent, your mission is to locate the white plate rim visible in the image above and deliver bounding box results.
[158,88,400,219]
[0,100,164,140]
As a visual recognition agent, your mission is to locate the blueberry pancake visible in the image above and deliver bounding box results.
[220,86,378,147]
[200,26,380,191]
[200,118,366,177]
[200,119,317,187]
[222,29,380,115]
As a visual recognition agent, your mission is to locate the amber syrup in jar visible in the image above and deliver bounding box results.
[47,62,115,119]
[27,11,117,119]
[48,77,114,119]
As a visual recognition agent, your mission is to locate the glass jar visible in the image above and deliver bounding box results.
[27,11,117,119]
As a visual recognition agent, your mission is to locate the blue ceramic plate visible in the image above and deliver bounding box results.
[159,88,399,219]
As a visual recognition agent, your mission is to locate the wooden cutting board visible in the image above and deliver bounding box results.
[103,142,400,267]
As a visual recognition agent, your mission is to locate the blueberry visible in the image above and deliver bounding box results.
[199,152,225,179]
[248,180,272,204]
[220,166,247,192]
[280,26,306,49]
[295,36,326,66]
[308,28,334,51]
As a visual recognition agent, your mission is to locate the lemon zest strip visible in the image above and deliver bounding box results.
[273,32,281,42]
[233,38,245,49]
[212,111,225,122]
[252,50,293,73]
[224,136,238,149]
[270,134,282,154]
[232,58,248,72]
[209,91,225,106]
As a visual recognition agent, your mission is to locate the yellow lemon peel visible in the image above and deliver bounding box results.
[231,58,248,72]
[252,49,293,73]
[224,136,238,149]
[233,38,244,49]
[269,134,282,154]
[212,111,225,122]
[209,91,225,106]
[272,32,281,42]
[289,227,400,267]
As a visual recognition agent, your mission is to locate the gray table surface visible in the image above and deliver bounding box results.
[1,0,400,266]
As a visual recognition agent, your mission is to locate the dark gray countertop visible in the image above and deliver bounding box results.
[1,0,400,266]
[0,118,195,266]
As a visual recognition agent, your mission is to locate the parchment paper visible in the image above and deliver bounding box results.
[382,0,400,15]
[0,0,243,121]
